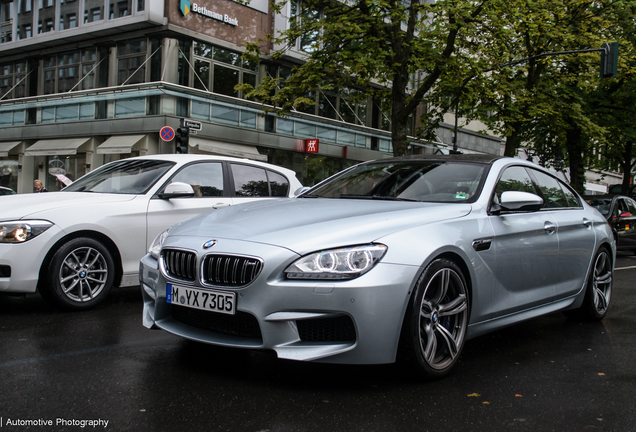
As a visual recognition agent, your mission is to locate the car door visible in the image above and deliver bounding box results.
[486,165,560,318]
[529,169,596,299]
[145,161,233,250]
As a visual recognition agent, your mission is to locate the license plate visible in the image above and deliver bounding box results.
[167,283,236,315]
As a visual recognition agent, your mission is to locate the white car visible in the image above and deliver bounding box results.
[0,155,303,310]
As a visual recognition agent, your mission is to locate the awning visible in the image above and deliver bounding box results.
[0,141,23,157]
[190,137,267,162]
[24,137,92,156]
[97,135,147,154]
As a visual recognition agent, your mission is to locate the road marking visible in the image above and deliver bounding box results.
[615,265,636,271]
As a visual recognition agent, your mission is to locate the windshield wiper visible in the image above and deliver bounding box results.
[340,194,416,202]
[298,193,321,198]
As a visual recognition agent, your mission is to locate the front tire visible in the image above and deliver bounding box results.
[565,247,612,321]
[401,258,470,379]
[41,238,115,311]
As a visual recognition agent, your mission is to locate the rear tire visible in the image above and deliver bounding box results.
[41,237,115,311]
[564,247,612,321]
[401,258,469,380]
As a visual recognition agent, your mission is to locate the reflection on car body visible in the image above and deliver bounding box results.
[140,155,615,379]
[0,155,302,310]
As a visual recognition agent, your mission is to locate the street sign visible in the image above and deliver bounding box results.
[160,126,175,142]
[180,118,202,131]
[294,139,319,153]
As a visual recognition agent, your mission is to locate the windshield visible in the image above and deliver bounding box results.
[586,198,613,217]
[305,160,487,202]
[63,160,175,194]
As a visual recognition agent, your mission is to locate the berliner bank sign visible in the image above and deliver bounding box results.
[180,0,239,26]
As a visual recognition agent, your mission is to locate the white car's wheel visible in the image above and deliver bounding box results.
[402,258,469,379]
[565,247,612,321]
[42,238,115,310]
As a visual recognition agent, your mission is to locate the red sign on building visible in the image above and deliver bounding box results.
[295,139,319,153]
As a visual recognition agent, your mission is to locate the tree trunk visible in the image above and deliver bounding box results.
[619,141,634,195]
[503,123,524,157]
[565,126,585,194]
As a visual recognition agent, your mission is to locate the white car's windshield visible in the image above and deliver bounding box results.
[64,160,175,194]
[304,160,487,202]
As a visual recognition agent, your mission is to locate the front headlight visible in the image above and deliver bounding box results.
[0,220,53,243]
[285,244,388,280]
[148,229,170,260]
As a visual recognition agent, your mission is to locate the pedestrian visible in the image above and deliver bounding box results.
[34,179,48,193]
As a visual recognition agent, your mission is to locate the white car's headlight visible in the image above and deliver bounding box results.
[285,244,388,280]
[148,229,170,260]
[0,220,53,243]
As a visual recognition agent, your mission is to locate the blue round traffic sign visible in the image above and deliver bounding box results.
[160,126,175,142]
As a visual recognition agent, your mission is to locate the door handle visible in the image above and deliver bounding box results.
[544,221,556,235]
[583,218,592,229]
[212,203,231,209]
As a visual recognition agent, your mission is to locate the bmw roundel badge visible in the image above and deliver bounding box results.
[203,240,217,249]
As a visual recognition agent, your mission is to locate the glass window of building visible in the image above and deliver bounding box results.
[84,0,102,22]
[1,0,13,43]
[17,0,33,39]
[38,0,55,33]
[109,0,130,18]
[191,41,258,99]
[46,155,86,192]
[42,48,97,94]
[0,158,18,192]
[289,0,320,53]
[117,38,147,85]
[0,62,27,99]
[59,0,78,30]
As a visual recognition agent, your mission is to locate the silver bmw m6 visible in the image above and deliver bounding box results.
[139,155,614,379]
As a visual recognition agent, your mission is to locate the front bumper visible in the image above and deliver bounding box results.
[0,225,63,293]
[139,246,419,365]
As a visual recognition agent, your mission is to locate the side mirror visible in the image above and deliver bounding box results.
[500,191,544,212]
[158,182,195,199]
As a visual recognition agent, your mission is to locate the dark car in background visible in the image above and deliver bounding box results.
[585,194,636,254]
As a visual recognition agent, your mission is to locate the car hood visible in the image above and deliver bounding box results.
[168,198,472,254]
[0,192,137,220]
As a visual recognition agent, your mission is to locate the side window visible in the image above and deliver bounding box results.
[267,170,290,197]
[169,162,224,197]
[495,166,537,202]
[232,164,269,197]
[626,198,636,216]
[560,184,581,208]
[530,170,568,208]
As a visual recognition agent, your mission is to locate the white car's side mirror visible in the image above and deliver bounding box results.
[500,191,544,212]
[158,182,195,199]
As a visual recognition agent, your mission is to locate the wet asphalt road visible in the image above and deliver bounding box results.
[1,253,635,432]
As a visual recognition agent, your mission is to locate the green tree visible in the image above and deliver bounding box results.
[240,0,504,156]
[588,2,636,193]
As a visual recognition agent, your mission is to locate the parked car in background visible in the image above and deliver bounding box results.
[0,186,16,196]
[140,155,614,379]
[0,155,302,310]
[585,194,636,254]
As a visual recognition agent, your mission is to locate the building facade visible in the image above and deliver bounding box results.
[0,0,503,194]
